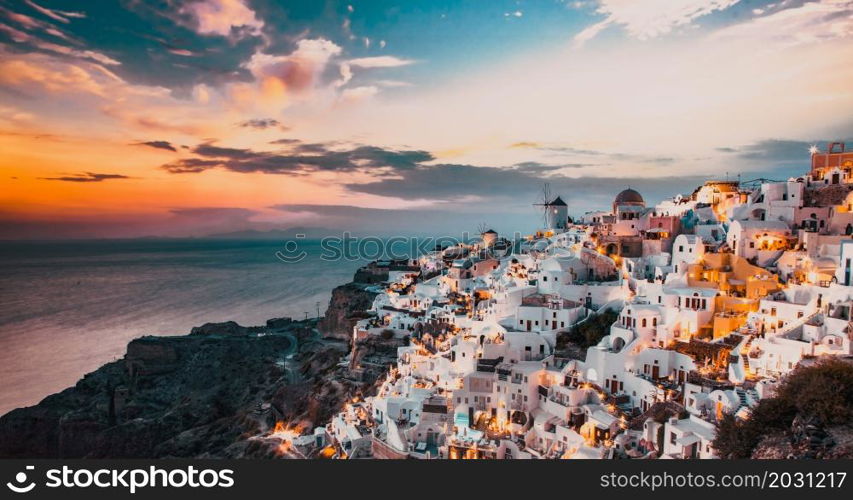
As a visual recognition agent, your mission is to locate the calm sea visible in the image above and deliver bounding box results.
[0,239,364,415]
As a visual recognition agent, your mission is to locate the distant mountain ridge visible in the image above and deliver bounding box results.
[204,227,340,240]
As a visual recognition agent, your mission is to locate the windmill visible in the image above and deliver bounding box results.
[533,183,568,231]
[533,183,553,229]
[475,222,489,253]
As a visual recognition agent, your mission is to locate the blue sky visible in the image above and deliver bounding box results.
[0,1,790,89]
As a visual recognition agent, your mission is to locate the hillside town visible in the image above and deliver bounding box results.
[312,143,853,459]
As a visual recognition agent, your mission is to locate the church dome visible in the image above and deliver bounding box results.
[614,188,644,205]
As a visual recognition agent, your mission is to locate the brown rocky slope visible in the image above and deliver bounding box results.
[0,271,390,458]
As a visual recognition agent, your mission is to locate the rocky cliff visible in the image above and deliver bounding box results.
[0,266,403,459]
[318,282,379,340]
[0,318,391,458]
[751,421,853,459]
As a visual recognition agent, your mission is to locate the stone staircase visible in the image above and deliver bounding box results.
[735,388,750,408]
[734,387,760,411]
[740,336,755,377]
[747,387,760,402]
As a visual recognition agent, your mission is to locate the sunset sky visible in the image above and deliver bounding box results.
[1,0,852,238]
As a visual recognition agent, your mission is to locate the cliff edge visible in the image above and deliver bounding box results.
[0,267,390,458]
[318,283,379,341]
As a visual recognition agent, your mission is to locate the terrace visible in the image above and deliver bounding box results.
[521,294,583,309]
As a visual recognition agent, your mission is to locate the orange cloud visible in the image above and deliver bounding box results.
[0,57,108,96]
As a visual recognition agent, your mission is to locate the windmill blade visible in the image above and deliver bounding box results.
[541,183,551,205]
[531,182,555,230]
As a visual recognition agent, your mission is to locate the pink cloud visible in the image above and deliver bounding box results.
[24,0,85,24]
[346,56,415,68]
[244,38,342,97]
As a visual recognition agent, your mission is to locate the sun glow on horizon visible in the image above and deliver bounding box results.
[0,0,851,238]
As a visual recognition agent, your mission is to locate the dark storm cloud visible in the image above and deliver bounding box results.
[725,138,853,162]
[291,142,335,154]
[343,145,433,169]
[161,141,435,175]
[161,137,704,212]
[731,139,817,161]
[191,143,259,160]
[268,171,710,235]
[134,140,177,152]
[162,158,224,173]
[345,163,563,200]
[39,172,131,182]
[717,138,853,161]
[345,163,706,208]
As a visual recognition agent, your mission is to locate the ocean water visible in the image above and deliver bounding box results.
[0,239,364,415]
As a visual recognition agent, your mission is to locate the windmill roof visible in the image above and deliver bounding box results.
[548,196,567,206]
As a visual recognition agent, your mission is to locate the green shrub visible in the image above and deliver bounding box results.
[713,358,853,458]
[557,310,618,349]
[774,358,853,425]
